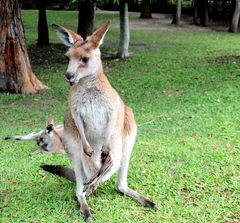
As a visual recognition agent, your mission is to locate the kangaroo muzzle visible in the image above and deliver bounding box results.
[65,72,76,85]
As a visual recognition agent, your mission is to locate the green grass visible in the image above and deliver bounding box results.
[1,10,240,222]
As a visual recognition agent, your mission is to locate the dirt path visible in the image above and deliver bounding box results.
[97,11,231,33]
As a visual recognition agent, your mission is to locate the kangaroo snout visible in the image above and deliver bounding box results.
[65,72,75,85]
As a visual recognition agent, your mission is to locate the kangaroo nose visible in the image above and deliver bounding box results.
[66,72,75,81]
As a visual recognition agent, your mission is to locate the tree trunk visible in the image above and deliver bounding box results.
[172,0,181,25]
[212,0,218,21]
[37,0,49,47]
[117,1,130,58]
[139,0,152,19]
[201,0,209,26]
[193,0,201,25]
[229,0,240,32]
[222,0,228,20]
[193,0,208,26]
[0,0,47,93]
[77,0,95,40]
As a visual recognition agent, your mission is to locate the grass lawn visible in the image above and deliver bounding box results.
[1,10,240,222]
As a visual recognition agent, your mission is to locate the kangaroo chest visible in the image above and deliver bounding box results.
[70,87,110,141]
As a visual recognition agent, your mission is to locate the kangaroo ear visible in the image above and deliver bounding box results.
[52,24,83,46]
[46,116,54,133]
[88,21,111,48]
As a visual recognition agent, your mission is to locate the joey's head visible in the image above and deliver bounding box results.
[36,116,65,154]
[52,22,111,86]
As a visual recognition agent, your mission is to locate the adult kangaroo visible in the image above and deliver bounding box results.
[51,22,158,221]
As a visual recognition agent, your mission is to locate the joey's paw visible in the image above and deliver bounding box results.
[80,205,92,222]
[84,146,93,157]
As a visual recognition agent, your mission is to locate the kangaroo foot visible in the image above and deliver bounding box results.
[80,204,92,222]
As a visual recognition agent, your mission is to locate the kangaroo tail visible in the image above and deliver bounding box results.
[40,164,76,182]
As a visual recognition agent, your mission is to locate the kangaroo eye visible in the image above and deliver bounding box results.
[81,57,89,64]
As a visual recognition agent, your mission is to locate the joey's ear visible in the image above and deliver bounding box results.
[52,24,83,46]
[88,21,111,48]
[46,116,54,133]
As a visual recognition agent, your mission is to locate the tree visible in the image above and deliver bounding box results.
[117,0,130,58]
[37,0,49,46]
[172,0,182,25]
[0,0,47,93]
[193,0,200,24]
[139,0,152,19]
[193,0,208,26]
[202,0,209,26]
[77,0,95,39]
[229,0,240,32]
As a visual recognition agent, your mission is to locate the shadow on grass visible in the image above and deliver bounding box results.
[27,42,140,73]
[214,55,240,64]
[28,43,67,73]
[28,43,119,72]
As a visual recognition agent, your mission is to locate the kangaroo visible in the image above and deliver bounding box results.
[51,22,158,221]
[5,116,65,155]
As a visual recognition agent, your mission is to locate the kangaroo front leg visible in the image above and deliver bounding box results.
[72,112,93,157]
[84,154,113,197]
[102,107,119,155]
[72,157,92,221]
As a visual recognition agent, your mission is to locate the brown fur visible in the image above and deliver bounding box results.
[123,106,135,136]
[64,111,79,140]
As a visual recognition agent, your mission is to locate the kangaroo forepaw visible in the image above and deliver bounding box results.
[80,205,92,222]
[84,146,93,157]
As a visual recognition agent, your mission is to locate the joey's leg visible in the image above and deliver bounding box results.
[84,154,113,197]
[5,130,43,141]
[72,113,93,157]
[72,156,92,221]
[116,137,158,210]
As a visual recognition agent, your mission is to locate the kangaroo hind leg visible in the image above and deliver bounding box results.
[72,155,92,222]
[116,133,158,210]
